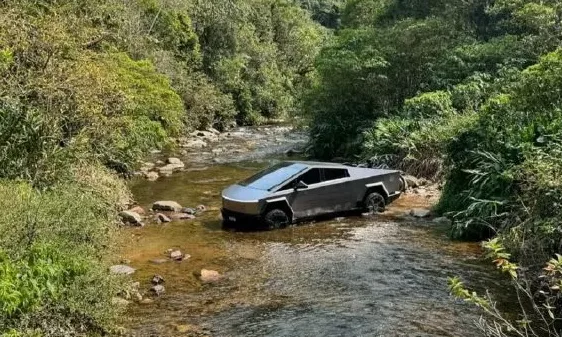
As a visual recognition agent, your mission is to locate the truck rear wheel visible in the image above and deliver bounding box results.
[264,209,290,230]
[364,192,386,214]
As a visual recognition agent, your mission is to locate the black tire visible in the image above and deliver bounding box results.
[364,192,386,214]
[263,209,290,230]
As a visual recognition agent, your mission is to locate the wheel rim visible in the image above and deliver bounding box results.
[367,195,385,213]
[267,211,288,229]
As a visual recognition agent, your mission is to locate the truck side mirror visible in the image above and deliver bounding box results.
[295,180,308,190]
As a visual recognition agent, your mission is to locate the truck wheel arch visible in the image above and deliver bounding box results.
[263,198,294,221]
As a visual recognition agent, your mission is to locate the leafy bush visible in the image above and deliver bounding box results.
[362,100,477,179]
[438,49,562,246]
[402,91,454,118]
[0,169,129,336]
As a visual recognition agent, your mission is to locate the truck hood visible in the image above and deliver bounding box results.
[222,184,271,202]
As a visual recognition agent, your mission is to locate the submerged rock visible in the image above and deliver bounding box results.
[110,265,136,275]
[169,250,184,261]
[145,171,159,181]
[171,212,195,220]
[150,284,165,296]
[119,211,143,226]
[129,206,146,215]
[196,205,207,212]
[410,209,431,218]
[156,213,172,223]
[166,157,184,165]
[153,201,182,212]
[199,269,221,283]
[151,274,165,285]
[181,207,196,215]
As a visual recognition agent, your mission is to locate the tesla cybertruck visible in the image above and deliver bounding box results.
[221,161,405,229]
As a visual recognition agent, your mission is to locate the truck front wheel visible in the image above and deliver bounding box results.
[263,209,290,230]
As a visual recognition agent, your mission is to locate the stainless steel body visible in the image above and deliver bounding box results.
[221,161,403,224]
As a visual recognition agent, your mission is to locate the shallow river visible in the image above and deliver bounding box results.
[120,127,508,337]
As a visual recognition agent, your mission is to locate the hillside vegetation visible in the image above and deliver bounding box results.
[0,0,326,335]
[304,0,562,335]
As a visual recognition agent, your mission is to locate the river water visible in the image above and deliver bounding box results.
[120,126,508,337]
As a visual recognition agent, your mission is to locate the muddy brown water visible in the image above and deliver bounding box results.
[119,127,509,337]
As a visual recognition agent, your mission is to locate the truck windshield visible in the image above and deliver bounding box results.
[239,163,307,191]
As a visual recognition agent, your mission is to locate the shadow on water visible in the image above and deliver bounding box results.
[120,136,514,337]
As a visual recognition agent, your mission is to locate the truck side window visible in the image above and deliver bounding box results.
[323,168,349,181]
[299,168,322,185]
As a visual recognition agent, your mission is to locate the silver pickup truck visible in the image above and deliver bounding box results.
[221,161,405,229]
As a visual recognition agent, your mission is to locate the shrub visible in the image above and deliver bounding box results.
[402,91,454,118]
[438,49,562,245]
[0,165,129,336]
[362,109,477,179]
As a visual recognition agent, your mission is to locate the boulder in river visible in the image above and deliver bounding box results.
[153,201,182,212]
[181,207,196,215]
[196,205,207,212]
[410,209,431,218]
[110,265,136,275]
[166,157,184,166]
[169,250,184,261]
[145,171,159,181]
[199,269,221,283]
[119,211,143,226]
[150,284,165,296]
[156,213,172,223]
[129,206,145,215]
[151,274,165,285]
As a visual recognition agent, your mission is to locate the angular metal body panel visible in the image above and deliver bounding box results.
[221,161,403,224]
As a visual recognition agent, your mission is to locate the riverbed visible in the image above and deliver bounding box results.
[119,126,506,337]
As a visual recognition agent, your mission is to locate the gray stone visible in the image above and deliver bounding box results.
[153,201,182,212]
[110,265,136,275]
[410,209,431,218]
[182,139,207,149]
[119,211,143,226]
[166,157,184,166]
[150,284,165,296]
[196,205,207,212]
[151,274,165,285]
[156,213,172,223]
[145,171,159,181]
[157,163,184,175]
[181,207,196,215]
[171,212,195,220]
[170,250,183,260]
[200,269,221,283]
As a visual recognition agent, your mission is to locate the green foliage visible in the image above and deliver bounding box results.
[305,0,562,160]
[402,91,454,118]
[0,170,129,335]
[438,49,562,244]
[191,0,326,125]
